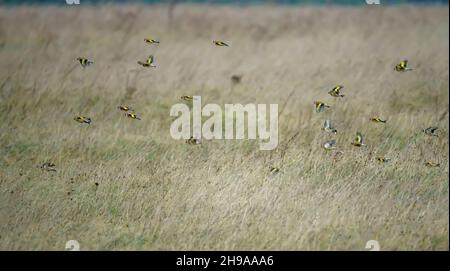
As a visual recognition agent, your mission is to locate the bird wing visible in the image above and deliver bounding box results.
[147,55,154,64]
[324,119,331,129]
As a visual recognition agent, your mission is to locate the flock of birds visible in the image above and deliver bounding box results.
[40,40,442,172]
[310,59,441,171]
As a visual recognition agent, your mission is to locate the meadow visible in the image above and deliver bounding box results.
[0,4,448,250]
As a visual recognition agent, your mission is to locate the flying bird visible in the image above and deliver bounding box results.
[40,162,56,172]
[323,140,337,150]
[328,85,345,97]
[323,119,337,134]
[425,161,440,167]
[269,166,281,175]
[118,105,133,112]
[186,136,201,145]
[213,40,229,47]
[74,116,91,125]
[144,38,160,44]
[376,157,391,163]
[423,127,438,136]
[180,96,194,101]
[314,101,331,113]
[138,55,156,68]
[76,57,94,68]
[395,60,413,72]
[126,112,141,120]
[371,117,387,123]
[351,132,365,147]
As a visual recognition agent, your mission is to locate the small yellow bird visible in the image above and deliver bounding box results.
[376,157,391,163]
[180,96,194,101]
[213,40,229,47]
[423,126,438,136]
[314,101,331,113]
[269,166,281,175]
[351,132,365,147]
[395,60,413,72]
[137,55,156,68]
[40,162,56,172]
[126,112,141,120]
[323,140,337,150]
[118,105,133,112]
[186,136,201,145]
[74,116,91,124]
[425,161,440,167]
[371,117,387,123]
[144,38,160,44]
[328,85,345,97]
[76,57,94,68]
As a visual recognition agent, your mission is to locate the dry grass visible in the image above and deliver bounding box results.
[0,4,448,250]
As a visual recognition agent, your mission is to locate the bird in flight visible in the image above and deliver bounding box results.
[74,116,92,125]
[351,132,365,147]
[376,157,391,163]
[370,117,387,123]
[328,85,345,97]
[423,127,438,136]
[180,96,194,101]
[126,112,141,120]
[118,105,133,112]
[186,136,201,145]
[314,101,331,113]
[144,38,160,44]
[76,57,94,68]
[40,162,57,172]
[425,161,440,167]
[323,119,337,134]
[138,55,156,68]
[323,140,337,150]
[213,40,229,47]
[395,60,413,72]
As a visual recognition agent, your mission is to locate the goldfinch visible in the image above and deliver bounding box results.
[423,126,438,136]
[351,132,365,147]
[328,85,345,97]
[323,119,337,134]
[40,162,56,172]
[395,60,413,72]
[74,116,91,124]
[76,57,94,68]
[180,96,194,101]
[376,157,390,163]
[118,105,133,112]
[314,101,330,113]
[144,38,160,44]
[371,117,387,123]
[323,140,337,150]
[213,40,229,47]
[186,136,201,145]
[126,112,141,120]
[269,166,281,175]
[425,161,440,167]
[137,55,156,68]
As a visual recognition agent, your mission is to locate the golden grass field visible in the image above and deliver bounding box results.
[0,4,448,250]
